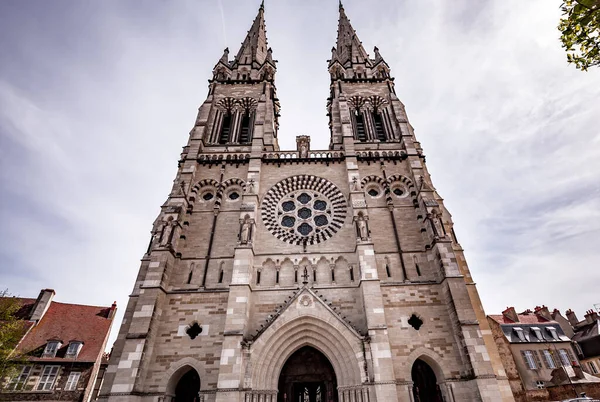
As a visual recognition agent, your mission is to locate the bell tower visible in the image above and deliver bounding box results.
[328,2,400,150]
[197,1,280,152]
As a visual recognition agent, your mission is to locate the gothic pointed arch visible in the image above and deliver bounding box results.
[164,358,203,398]
[249,289,366,390]
[405,347,449,382]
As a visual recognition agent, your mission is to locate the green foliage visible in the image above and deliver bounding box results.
[559,0,600,70]
[0,290,28,387]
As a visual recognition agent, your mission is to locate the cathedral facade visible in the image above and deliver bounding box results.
[99,3,514,402]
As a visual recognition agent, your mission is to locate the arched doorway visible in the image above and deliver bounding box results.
[278,346,338,402]
[411,359,443,402]
[174,368,200,402]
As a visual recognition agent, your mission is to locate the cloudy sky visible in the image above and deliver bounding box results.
[1,0,599,349]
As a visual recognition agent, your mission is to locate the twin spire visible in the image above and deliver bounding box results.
[232,0,269,66]
[215,2,387,78]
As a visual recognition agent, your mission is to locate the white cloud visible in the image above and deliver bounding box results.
[1,0,599,352]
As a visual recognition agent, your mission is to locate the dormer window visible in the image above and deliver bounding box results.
[513,327,526,342]
[42,341,61,358]
[65,341,83,358]
[531,327,543,341]
[547,326,559,340]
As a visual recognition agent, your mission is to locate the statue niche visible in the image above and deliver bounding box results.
[354,213,370,241]
[239,215,255,245]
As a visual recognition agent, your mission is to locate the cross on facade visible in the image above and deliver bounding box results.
[302,267,309,284]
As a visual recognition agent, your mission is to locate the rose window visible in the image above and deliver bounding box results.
[262,175,347,245]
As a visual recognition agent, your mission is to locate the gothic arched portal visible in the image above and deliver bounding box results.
[411,359,443,402]
[277,346,338,402]
[173,368,200,402]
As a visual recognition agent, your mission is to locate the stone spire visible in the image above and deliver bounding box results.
[233,2,269,66]
[332,2,371,66]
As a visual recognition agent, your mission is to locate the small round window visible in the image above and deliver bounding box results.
[368,189,379,197]
[228,191,240,200]
[202,192,214,201]
[390,183,408,198]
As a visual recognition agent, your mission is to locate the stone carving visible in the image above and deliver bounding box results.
[261,175,347,245]
[355,214,369,241]
[159,219,176,246]
[298,295,312,307]
[245,179,255,194]
[239,216,253,245]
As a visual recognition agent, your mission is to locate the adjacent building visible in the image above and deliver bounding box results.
[1,289,116,402]
[98,3,514,402]
[488,306,600,401]
[564,309,600,379]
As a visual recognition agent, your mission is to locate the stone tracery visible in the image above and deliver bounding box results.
[261,176,347,245]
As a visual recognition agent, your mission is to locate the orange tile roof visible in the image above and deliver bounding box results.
[16,300,114,363]
[488,313,552,325]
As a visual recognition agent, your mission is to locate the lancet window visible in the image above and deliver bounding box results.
[213,97,257,145]
[372,110,386,141]
[218,112,233,144]
[354,109,367,142]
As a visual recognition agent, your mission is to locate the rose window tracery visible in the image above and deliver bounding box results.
[262,176,347,245]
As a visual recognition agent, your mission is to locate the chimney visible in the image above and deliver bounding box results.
[584,309,599,324]
[566,309,579,326]
[534,305,552,321]
[108,301,117,319]
[29,289,55,322]
[502,307,519,323]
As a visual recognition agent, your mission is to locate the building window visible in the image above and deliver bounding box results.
[547,326,559,340]
[218,113,232,144]
[373,111,386,142]
[37,366,59,391]
[349,266,354,281]
[589,361,599,374]
[523,350,537,370]
[218,269,224,284]
[531,327,543,341]
[543,350,557,369]
[354,110,366,142]
[559,349,572,366]
[7,366,31,391]
[239,111,252,143]
[65,341,82,358]
[42,341,61,358]
[513,327,527,342]
[535,380,545,389]
[65,372,81,391]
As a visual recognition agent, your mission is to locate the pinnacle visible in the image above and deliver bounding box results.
[231,1,270,66]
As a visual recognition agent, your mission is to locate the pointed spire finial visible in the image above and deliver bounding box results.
[339,0,344,9]
[260,0,265,10]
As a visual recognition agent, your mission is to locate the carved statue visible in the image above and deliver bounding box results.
[351,176,361,191]
[240,217,252,244]
[246,179,255,194]
[356,215,369,241]
[159,220,175,246]
[299,142,308,158]
[433,213,445,237]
